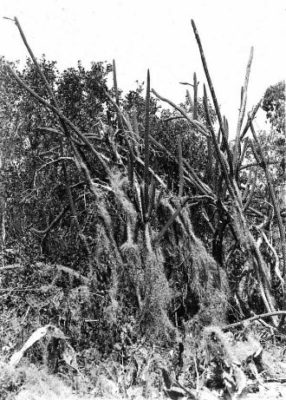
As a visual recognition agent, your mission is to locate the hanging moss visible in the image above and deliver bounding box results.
[139,231,176,341]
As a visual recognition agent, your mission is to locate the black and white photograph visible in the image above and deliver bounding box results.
[0,1,285,398]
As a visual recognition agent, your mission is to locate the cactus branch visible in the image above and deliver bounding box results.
[191,19,233,175]
[233,47,254,172]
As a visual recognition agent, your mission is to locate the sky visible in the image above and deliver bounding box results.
[1,0,285,136]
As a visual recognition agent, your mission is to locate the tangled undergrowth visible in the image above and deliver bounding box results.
[1,320,286,399]
[0,14,285,400]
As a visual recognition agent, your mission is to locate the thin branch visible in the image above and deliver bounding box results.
[147,176,156,220]
[153,195,213,244]
[206,136,213,185]
[151,88,209,137]
[112,59,124,132]
[134,155,167,188]
[37,126,65,137]
[14,17,56,102]
[178,135,184,197]
[113,59,120,107]
[37,126,84,146]
[35,157,75,173]
[243,169,257,211]
[201,207,215,233]
[222,311,286,330]
[247,206,265,218]
[153,197,193,244]
[131,107,140,136]
[240,101,261,139]
[163,116,185,123]
[240,161,279,171]
[0,262,89,284]
[144,70,150,218]
[260,230,284,287]
[0,263,22,272]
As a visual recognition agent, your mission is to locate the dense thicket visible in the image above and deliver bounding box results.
[0,19,285,398]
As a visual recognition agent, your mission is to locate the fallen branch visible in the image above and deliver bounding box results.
[222,311,286,330]
[9,324,67,367]
[240,161,279,171]
[0,263,89,284]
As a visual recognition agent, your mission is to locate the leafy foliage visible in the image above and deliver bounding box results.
[262,80,285,133]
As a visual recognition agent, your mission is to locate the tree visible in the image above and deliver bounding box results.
[262,80,285,134]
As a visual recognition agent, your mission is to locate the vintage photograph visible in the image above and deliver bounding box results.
[0,1,285,398]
